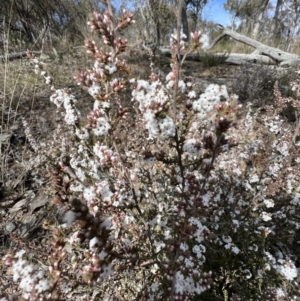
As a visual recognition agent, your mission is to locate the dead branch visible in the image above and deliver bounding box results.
[205,25,299,67]
[0,51,41,62]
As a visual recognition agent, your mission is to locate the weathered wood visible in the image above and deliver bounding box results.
[159,49,275,65]
[160,26,300,67]
[197,53,274,65]
[205,25,299,67]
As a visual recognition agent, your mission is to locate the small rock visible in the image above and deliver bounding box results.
[5,222,16,233]
[0,133,11,143]
[10,124,19,131]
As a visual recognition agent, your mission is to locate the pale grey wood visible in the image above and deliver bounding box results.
[205,26,299,67]
[159,49,274,65]
[160,26,299,67]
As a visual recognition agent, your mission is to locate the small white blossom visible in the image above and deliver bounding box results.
[188,90,196,98]
[264,199,275,208]
[261,212,272,222]
[276,259,298,280]
[222,235,232,243]
[63,211,76,227]
[90,236,100,250]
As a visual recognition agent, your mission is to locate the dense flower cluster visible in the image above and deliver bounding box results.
[3,250,50,300]
[3,3,300,301]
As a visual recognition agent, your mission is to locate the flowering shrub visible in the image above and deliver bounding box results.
[2,3,300,301]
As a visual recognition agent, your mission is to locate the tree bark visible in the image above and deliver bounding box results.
[138,0,160,45]
[181,1,190,41]
[252,0,269,39]
[271,0,283,40]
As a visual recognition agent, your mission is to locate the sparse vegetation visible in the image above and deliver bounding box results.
[199,51,229,67]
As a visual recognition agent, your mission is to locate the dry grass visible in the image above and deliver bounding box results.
[0,44,94,198]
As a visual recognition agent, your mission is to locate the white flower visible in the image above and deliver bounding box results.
[15,249,26,258]
[178,80,186,93]
[105,62,117,74]
[154,241,165,252]
[45,76,52,84]
[184,258,194,268]
[261,211,272,221]
[183,138,202,156]
[243,269,252,279]
[249,174,259,183]
[264,199,275,208]
[158,116,176,139]
[188,90,196,98]
[150,264,159,275]
[276,259,298,280]
[83,186,97,202]
[192,244,206,259]
[89,236,100,250]
[64,108,78,125]
[88,84,101,97]
[222,235,232,243]
[150,281,160,292]
[93,117,111,136]
[35,278,50,293]
[233,168,242,175]
[192,84,227,116]
[101,263,113,278]
[63,211,76,226]
[180,242,189,251]
[96,180,113,203]
[275,288,285,298]
[75,128,89,140]
[231,246,240,254]
[93,143,115,165]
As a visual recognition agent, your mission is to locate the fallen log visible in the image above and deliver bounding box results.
[160,26,300,67]
[206,25,299,67]
[160,48,275,65]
